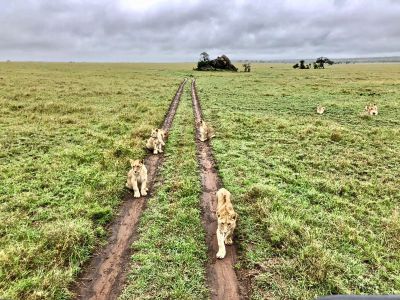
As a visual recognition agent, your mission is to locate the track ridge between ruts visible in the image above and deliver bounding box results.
[73,78,187,300]
[190,79,243,300]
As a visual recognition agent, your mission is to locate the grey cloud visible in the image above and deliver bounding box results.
[0,0,399,61]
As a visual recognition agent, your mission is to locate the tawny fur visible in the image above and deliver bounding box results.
[126,159,148,198]
[146,129,163,154]
[157,129,167,147]
[215,188,238,259]
[364,103,378,116]
[316,106,325,114]
[198,119,215,142]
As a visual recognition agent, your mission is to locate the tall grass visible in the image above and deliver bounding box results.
[0,62,181,299]
[194,63,400,299]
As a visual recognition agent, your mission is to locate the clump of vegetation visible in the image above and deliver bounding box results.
[294,57,334,69]
[195,52,238,71]
[330,130,342,142]
[242,63,251,72]
[315,57,335,69]
[293,60,312,69]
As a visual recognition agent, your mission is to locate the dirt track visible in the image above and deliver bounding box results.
[73,79,187,300]
[191,79,242,300]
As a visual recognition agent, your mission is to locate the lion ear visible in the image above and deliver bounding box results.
[129,159,134,165]
[232,213,238,220]
[141,159,145,165]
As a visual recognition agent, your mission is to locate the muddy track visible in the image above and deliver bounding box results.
[73,79,187,300]
[191,79,243,300]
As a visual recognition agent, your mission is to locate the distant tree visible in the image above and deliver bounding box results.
[199,52,210,62]
[197,52,211,70]
[315,57,335,68]
[242,63,251,72]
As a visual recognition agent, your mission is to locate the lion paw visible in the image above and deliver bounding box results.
[225,238,233,245]
[216,250,226,259]
[134,191,140,198]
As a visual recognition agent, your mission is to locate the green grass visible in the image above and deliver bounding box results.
[2,62,400,300]
[0,62,183,299]
[193,64,400,299]
[119,84,208,299]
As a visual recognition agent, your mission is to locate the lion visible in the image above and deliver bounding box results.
[157,128,167,147]
[126,159,148,198]
[215,188,238,259]
[316,106,325,114]
[146,129,163,154]
[198,119,215,142]
[365,103,378,116]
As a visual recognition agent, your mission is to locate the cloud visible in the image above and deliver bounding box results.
[0,0,399,61]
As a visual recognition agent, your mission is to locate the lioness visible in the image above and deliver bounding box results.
[216,188,238,259]
[157,129,167,147]
[365,103,378,116]
[198,119,215,142]
[146,129,162,154]
[126,159,148,198]
[316,106,325,114]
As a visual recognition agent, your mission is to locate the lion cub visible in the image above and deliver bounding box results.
[216,188,238,259]
[198,119,215,142]
[364,103,378,116]
[146,129,163,154]
[126,159,148,198]
[316,106,325,114]
[157,129,167,147]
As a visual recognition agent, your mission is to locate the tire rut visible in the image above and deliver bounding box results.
[73,79,187,300]
[190,79,243,300]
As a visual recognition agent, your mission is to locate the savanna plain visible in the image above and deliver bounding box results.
[0,62,399,300]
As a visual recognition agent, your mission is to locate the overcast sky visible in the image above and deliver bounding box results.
[1,0,400,62]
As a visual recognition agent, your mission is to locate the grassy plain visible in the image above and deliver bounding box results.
[1,62,399,300]
[119,87,208,300]
[0,62,183,299]
[195,63,400,299]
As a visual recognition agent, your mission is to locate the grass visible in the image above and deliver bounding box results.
[0,62,182,299]
[2,62,400,300]
[194,63,400,299]
[119,84,208,299]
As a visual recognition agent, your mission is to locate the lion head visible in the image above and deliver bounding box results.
[130,159,144,175]
[369,104,378,115]
[217,210,237,235]
[150,129,159,138]
[365,103,378,116]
